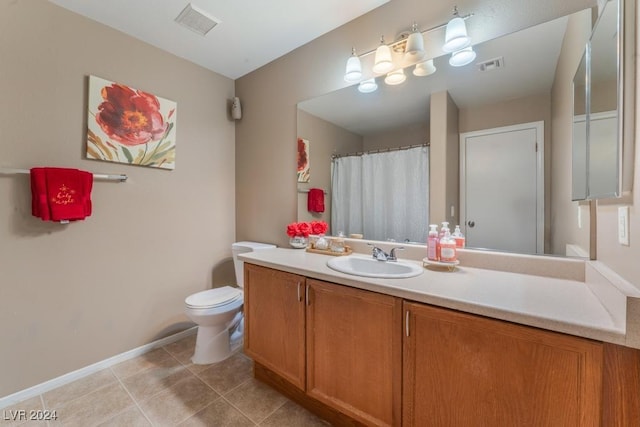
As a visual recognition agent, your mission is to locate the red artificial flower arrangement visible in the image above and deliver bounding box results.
[310,220,328,235]
[286,220,328,237]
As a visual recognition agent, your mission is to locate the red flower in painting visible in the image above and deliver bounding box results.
[297,138,308,172]
[95,83,168,146]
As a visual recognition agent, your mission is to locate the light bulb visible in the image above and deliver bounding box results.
[358,78,378,93]
[449,46,476,67]
[405,22,425,61]
[373,36,393,74]
[384,69,406,85]
[344,48,362,83]
[413,59,436,76]
[443,8,471,53]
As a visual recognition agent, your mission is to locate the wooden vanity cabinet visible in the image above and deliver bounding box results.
[306,279,402,426]
[403,301,603,427]
[243,264,306,390]
[244,264,402,426]
[245,264,640,426]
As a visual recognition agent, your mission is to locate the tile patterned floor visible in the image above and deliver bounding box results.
[1,335,329,427]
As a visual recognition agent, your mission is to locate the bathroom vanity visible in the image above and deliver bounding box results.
[240,247,640,426]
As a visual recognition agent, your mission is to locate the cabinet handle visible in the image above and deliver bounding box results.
[405,310,410,337]
[305,283,310,306]
[297,282,302,302]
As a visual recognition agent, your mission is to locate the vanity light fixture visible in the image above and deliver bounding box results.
[443,6,471,53]
[344,48,363,82]
[449,46,477,67]
[342,6,473,88]
[413,59,436,76]
[404,22,425,61]
[372,36,394,74]
[385,68,407,85]
[358,78,378,93]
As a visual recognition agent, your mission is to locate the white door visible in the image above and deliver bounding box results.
[460,122,544,254]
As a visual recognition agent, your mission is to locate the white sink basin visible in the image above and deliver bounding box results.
[327,255,423,279]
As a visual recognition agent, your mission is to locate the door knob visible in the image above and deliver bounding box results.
[468,221,475,228]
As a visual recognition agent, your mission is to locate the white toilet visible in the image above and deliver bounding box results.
[184,241,276,364]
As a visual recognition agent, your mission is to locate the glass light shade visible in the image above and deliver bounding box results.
[384,68,406,85]
[413,59,436,76]
[443,16,471,53]
[373,43,393,74]
[449,46,476,67]
[344,54,362,83]
[405,30,425,61]
[358,78,378,93]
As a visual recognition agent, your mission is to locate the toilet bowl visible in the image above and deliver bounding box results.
[184,241,275,364]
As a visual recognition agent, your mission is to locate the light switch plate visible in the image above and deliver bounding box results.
[618,206,630,246]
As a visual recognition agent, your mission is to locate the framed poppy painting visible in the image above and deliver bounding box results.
[86,75,177,170]
[297,137,310,183]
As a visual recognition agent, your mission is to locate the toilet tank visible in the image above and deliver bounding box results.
[232,241,276,288]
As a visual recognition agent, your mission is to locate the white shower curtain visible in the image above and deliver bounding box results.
[331,146,429,243]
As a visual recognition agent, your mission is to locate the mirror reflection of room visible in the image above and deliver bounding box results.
[298,4,607,258]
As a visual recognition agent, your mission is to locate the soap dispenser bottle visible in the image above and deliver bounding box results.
[439,230,457,263]
[427,224,439,261]
[437,222,450,260]
[452,225,466,248]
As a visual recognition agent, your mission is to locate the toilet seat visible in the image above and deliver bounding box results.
[185,286,243,309]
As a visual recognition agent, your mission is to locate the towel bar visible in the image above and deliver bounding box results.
[0,167,127,182]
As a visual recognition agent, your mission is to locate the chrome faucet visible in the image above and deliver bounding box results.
[368,244,405,261]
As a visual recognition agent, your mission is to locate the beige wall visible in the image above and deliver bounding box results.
[363,122,429,151]
[430,91,460,227]
[550,9,593,256]
[0,1,235,397]
[296,110,362,227]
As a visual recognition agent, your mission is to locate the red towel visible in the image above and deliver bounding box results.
[30,167,93,222]
[307,188,325,213]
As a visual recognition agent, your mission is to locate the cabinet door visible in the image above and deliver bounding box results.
[403,302,603,427]
[306,279,402,427]
[244,264,306,390]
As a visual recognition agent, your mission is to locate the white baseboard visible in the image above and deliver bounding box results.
[0,326,197,410]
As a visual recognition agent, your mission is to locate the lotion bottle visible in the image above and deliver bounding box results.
[437,222,450,260]
[452,225,466,248]
[427,224,439,261]
[439,230,457,263]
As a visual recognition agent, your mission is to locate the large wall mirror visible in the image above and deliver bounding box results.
[296,0,632,258]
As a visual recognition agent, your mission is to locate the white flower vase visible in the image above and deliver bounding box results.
[289,236,309,249]
[314,235,329,250]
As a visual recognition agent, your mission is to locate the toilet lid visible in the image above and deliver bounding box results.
[186,286,243,309]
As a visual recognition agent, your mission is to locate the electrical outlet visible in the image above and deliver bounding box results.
[618,206,630,246]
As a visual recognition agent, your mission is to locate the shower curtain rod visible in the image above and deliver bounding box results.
[0,167,128,182]
[330,142,429,160]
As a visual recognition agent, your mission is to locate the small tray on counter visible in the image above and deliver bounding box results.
[422,258,460,271]
[306,246,353,256]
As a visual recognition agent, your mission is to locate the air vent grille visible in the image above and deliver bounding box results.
[175,3,220,36]
[477,57,505,72]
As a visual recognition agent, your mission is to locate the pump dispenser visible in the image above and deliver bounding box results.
[452,225,466,248]
[440,230,457,262]
[427,224,439,261]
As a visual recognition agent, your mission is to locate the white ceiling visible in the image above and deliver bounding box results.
[48,0,389,79]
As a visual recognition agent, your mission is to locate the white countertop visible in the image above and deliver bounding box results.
[240,248,627,344]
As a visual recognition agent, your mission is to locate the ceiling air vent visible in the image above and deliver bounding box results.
[477,57,505,72]
[175,3,221,36]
